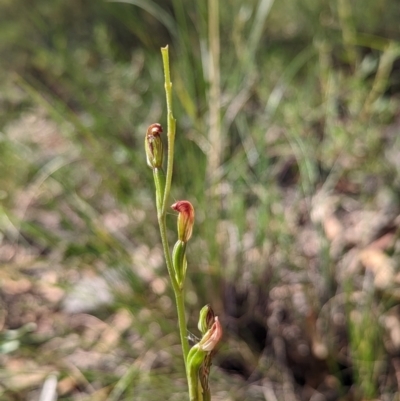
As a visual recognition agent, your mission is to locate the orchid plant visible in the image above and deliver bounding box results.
[144,46,222,401]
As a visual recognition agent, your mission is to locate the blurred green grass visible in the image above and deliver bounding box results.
[1,0,400,400]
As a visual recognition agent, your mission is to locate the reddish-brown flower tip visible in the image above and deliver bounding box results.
[146,123,163,137]
[171,200,194,216]
[171,200,195,242]
[145,123,163,169]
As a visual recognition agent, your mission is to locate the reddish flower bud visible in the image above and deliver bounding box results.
[145,123,163,169]
[198,317,222,352]
[171,200,195,242]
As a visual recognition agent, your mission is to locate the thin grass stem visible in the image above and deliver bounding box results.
[158,46,190,366]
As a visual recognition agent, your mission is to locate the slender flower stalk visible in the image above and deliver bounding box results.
[145,46,222,401]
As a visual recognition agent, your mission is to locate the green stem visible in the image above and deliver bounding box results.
[157,212,189,362]
[155,46,189,367]
[161,46,176,216]
[188,371,200,401]
[153,168,166,212]
[175,288,190,362]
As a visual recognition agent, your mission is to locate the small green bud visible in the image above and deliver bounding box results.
[145,123,163,169]
[198,305,215,335]
[187,343,207,371]
[172,240,187,287]
[171,200,195,242]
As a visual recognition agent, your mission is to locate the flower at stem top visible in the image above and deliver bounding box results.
[145,123,163,169]
[171,200,195,243]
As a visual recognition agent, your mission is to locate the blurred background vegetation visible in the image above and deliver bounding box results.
[1,0,400,400]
